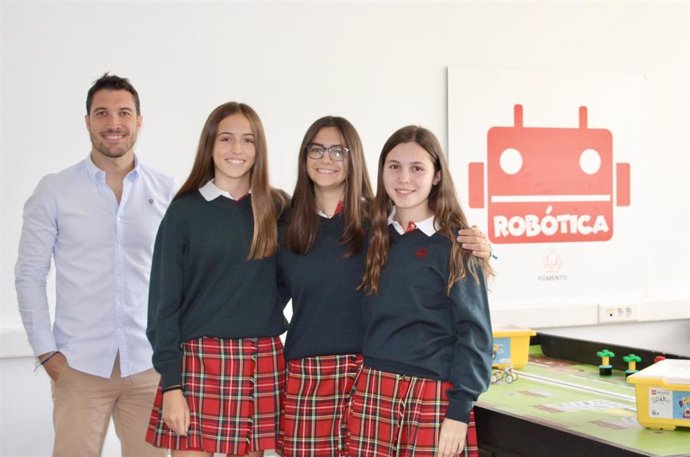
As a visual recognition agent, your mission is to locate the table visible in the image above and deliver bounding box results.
[475,336,690,457]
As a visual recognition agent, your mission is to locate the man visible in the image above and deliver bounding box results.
[15,74,175,456]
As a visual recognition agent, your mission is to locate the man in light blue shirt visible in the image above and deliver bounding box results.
[15,74,174,456]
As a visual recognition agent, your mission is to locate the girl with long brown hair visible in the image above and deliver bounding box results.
[349,125,493,457]
[277,116,371,456]
[146,102,288,457]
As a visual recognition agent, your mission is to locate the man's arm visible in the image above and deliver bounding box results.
[36,351,67,381]
[15,176,60,361]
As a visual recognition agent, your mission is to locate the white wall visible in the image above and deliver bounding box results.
[1,1,688,456]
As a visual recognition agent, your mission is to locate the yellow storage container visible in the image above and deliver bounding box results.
[491,329,536,369]
[627,359,690,431]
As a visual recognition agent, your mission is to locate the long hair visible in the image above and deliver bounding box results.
[284,116,372,256]
[175,102,287,259]
[360,125,493,294]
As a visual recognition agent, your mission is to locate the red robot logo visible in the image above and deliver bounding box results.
[468,105,631,244]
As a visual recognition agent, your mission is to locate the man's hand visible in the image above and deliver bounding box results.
[39,351,67,382]
[457,226,491,259]
[437,417,468,457]
[162,389,190,436]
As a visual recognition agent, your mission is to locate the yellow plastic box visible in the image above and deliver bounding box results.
[627,359,690,430]
[491,329,536,369]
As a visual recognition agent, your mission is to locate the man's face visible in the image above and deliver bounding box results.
[85,89,141,159]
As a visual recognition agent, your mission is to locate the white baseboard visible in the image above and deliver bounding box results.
[490,298,689,330]
[490,302,599,329]
[2,299,688,358]
[0,327,33,358]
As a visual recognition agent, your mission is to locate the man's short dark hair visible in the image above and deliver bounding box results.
[86,73,141,115]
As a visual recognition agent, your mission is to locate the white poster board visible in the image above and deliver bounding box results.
[448,68,647,309]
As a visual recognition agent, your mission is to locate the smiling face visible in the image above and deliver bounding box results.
[212,113,256,195]
[85,89,141,160]
[306,126,350,194]
[382,141,440,223]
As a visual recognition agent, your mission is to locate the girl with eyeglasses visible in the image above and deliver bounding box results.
[146,102,289,457]
[276,117,491,457]
[348,125,494,457]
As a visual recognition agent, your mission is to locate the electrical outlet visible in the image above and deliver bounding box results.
[598,303,639,323]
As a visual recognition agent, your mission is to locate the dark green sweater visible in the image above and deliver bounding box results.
[362,226,492,423]
[147,192,287,389]
[278,213,366,361]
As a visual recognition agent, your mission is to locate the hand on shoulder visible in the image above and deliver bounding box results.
[457,226,491,259]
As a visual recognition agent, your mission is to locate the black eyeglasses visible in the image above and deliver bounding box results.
[305,143,350,161]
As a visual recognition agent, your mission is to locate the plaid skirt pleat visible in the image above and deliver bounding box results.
[278,354,363,457]
[347,366,478,457]
[146,336,285,455]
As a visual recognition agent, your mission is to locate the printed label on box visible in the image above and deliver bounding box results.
[493,337,511,365]
[648,388,673,418]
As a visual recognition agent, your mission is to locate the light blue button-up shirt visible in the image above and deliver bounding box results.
[15,155,175,378]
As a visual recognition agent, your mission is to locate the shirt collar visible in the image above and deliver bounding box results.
[84,154,140,181]
[387,207,437,237]
[199,180,250,202]
[316,200,344,219]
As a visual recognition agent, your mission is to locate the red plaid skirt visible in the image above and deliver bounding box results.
[146,336,285,455]
[278,354,363,457]
[347,366,478,457]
